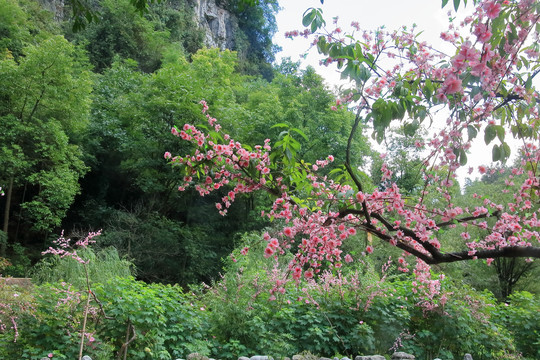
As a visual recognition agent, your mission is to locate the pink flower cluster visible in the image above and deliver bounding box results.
[168,0,540,307]
[167,101,272,215]
[42,230,102,264]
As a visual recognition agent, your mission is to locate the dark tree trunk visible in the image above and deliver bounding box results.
[1,177,14,257]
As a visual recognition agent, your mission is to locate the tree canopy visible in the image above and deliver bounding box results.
[167,0,540,299]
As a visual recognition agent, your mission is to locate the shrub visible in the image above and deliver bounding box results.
[398,280,518,360]
[32,246,134,287]
[493,291,540,360]
[93,276,211,359]
[0,281,112,359]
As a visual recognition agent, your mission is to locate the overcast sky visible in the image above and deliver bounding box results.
[273,0,453,81]
[271,0,501,185]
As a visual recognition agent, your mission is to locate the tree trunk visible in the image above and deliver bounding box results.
[1,177,14,257]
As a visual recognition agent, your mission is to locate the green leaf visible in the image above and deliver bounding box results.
[467,125,478,140]
[403,120,419,136]
[495,125,505,142]
[484,125,496,145]
[501,142,511,161]
[329,44,342,58]
[291,127,309,141]
[442,0,449,8]
[302,9,316,27]
[492,144,501,161]
[423,79,433,100]
[525,76,532,90]
[453,0,460,11]
[358,64,371,82]
[459,149,468,166]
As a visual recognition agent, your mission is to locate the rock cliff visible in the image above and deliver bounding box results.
[37,0,238,51]
[188,0,237,50]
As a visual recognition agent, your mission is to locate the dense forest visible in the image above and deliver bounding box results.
[1,0,354,285]
[0,0,539,359]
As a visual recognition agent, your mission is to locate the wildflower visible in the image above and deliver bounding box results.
[483,1,501,19]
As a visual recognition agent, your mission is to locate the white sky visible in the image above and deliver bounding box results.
[273,0,452,81]
[271,0,507,185]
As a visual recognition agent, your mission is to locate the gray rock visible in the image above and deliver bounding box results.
[319,357,333,360]
[239,357,250,360]
[250,356,273,360]
[82,357,92,360]
[355,356,385,360]
[188,353,209,360]
[341,357,352,360]
[391,352,415,360]
[464,355,473,360]
[190,0,237,50]
[294,354,320,360]
[38,0,65,21]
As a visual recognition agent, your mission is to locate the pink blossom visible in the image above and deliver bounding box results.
[483,1,501,19]
[283,227,294,238]
[264,247,274,258]
[442,75,462,94]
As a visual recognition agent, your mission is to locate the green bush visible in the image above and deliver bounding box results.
[200,236,525,360]
[0,281,112,359]
[493,291,540,359]
[398,280,518,360]
[94,276,211,359]
[32,246,134,287]
[201,233,384,359]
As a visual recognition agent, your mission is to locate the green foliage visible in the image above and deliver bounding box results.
[369,129,426,195]
[94,277,210,359]
[1,242,31,277]
[98,209,220,285]
[198,238,527,359]
[493,292,540,359]
[0,0,61,59]
[67,0,203,73]
[225,0,280,79]
[0,281,113,359]
[201,234,383,358]
[32,246,134,288]
[0,0,27,59]
[74,47,365,285]
[442,169,540,300]
[399,281,517,360]
[0,33,92,236]
[1,277,210,359]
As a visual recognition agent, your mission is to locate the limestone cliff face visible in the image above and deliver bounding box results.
[37,0,65,22]
[188,0,237,51]
[37,0,238,52]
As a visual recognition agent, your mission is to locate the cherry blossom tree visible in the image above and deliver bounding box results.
[166,0,540,291]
